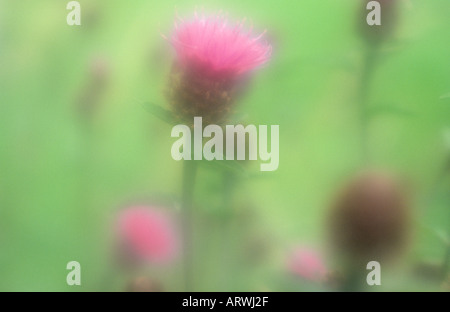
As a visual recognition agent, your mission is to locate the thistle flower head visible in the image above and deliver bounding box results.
[330,171,410,264]
[287,247,327,282]
[165,12,272,124]
[169,12,272,77]
[116,206,178,264]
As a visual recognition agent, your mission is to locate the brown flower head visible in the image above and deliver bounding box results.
[329,171,410,265]
[358,0,399,45]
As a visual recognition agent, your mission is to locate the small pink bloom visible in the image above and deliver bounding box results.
[117,206,178,264]
[287,247,327,281]
[168,12,272,77]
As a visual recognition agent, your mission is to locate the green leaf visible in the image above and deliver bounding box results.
[420,222,450,245]
[143,102,178,124]
[440,93,450,100]
[367,103,416,118]
[443,128,450,152]
[433,228,450,245]
[199,159,248,176]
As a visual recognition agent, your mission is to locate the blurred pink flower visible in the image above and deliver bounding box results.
[167,12,272,77]
[287,247,327,281]
[117,206,178,264]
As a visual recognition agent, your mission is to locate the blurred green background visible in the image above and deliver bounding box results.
[0,0,449,291]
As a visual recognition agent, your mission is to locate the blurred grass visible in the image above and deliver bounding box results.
[0,0,449,291]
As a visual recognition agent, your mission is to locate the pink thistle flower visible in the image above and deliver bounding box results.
[287,247,327,282]
[169,12,272,77]
[164,12,272,124]
[116,206,178,264]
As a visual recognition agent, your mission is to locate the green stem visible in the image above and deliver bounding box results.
[358,44,378,165]
[442,242,450,281]
[222,170,235,210]
[342,269,363,292]
[426,158,450,203]
[220,170,236,290]
[181,159,197,291]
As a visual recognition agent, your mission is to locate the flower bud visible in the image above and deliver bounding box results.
[358,0,399,45]
[166,62,237,125]
[115,206,179,266]
[77,56,110,119]
[286,247,327,282]
[126,276,163,292]
[330,171,410,265]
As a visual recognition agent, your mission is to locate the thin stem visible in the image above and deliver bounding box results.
[442,242,450,281]
[222,170,235,210]
[181,159,197,291]
[220,170,236,290]
[358,44,378,165]
[425,158,450,203]
[342,268,364,292]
